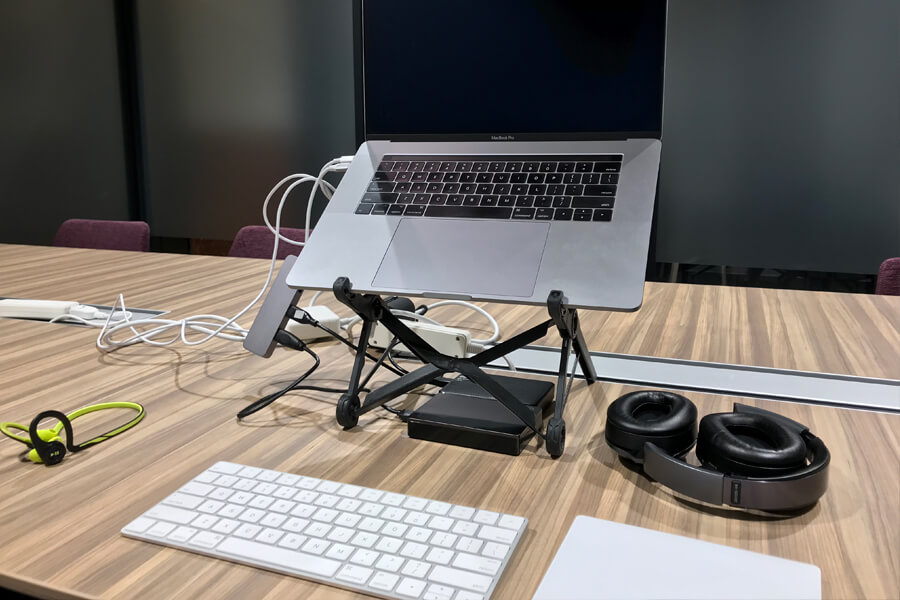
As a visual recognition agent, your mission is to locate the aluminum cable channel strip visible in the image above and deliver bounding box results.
[484,345,900,412]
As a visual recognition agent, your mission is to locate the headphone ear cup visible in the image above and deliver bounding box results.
[696,412,808,477]
[28,439,66,464]
[605,390,698,461]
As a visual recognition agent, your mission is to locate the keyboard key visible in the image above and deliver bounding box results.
[372,171,396,181]
[534,196,552,208]
[219,538,341,577]
[397,577,427,598]
[123,517,155,534]
[601,173,619,184]
[453,552,501,576]
[189,531,225,549]
[428,565,492,594]
[554,208,573,221]
[565,184,584,195]
[376,554,405,572]
[302,537,330,555]
[182,482,215,496]
[573,197,614,209]
[169,526,198,543]
[558,162,575,172]
[498,515,526,530]
[584,184,617,196]
[456,537,483,554]
[376,537,404,554]
[593,209,613,221]
[401,541,428,559]
[482,541,510,559]
[535,208,553,220]
[576,161,593,172]
[146,505,199,525]
[368,181,395,193]
[371,204,389,215]
[594,161,621,172]
[146,521,176,538]
[404,205,426,216]
[210,462,242,475]
[191,514,218,529]
[449,506,475,520]
[573,209,593,221]
[325,542,354,560]
[371,571,401,591]
[337,485,363,498]
[163,493,203,510]
[477,525,517,545]
[387,205,405,215]
[350,548,380,567]
[426,547,454,565]
[255,528,283,545]
[512,207,535,219]
[430,532,458,548]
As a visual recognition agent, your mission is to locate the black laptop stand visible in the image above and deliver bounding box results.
[330,277,597,458]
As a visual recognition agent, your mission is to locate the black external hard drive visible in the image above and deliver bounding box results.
[406,374,555,455]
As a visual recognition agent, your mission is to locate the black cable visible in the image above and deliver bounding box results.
[237,346,320,419]
[292,307,407,378]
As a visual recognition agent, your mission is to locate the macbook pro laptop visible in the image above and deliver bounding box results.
[287,0,667,310]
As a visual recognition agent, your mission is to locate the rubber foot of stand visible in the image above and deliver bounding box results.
[336,394,360,429]
[546,417,566,459]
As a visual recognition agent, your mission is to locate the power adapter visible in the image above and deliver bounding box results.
[368,320,471,358]
[286,305,341,342]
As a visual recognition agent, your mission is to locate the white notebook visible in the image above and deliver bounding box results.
[533,516,821,600]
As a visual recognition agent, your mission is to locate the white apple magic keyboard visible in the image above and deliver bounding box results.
[122,462,527,600]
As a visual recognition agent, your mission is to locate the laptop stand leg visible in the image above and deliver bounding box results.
[336,317,375,428]
[544,290,597,458]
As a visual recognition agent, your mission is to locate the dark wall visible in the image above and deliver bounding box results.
[0,0,130,246]
[136,0,356,241]
[2,1,897,274]
[657,0,900,274]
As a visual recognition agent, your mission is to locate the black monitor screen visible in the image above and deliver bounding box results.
[362,0,667,141]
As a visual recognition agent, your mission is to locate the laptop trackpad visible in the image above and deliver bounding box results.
[373,219,550,298]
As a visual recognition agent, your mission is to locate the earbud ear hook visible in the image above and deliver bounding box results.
[28,410,76,465]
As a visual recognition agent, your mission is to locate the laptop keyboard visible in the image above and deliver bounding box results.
[355,155,620,222]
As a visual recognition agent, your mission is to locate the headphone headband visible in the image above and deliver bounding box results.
[605,392,830,513]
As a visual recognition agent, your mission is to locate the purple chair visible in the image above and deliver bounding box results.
[228,225,307,259]
[875,258,900,296]
[53,218,150,252]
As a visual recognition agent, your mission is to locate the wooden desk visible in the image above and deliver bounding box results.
[0,244,898,600]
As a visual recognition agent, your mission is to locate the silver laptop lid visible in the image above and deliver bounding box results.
[357,0,667,143]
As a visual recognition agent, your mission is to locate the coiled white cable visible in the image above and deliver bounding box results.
[95,159,352,352]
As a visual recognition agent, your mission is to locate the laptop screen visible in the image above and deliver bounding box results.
[360,0,667,142]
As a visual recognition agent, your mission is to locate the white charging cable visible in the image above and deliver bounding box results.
[48,304,133,326]
[95,157,353,352]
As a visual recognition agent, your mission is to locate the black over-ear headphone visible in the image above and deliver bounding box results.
[604,391,830,513]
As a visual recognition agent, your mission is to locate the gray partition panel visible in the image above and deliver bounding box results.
[137,0,357,241]
[0,0,130,245]
[657,0,900,274]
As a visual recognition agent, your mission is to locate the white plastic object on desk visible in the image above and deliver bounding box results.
[0,299,78,320]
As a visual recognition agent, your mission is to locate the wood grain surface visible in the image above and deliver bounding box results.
[0,244,898,600]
